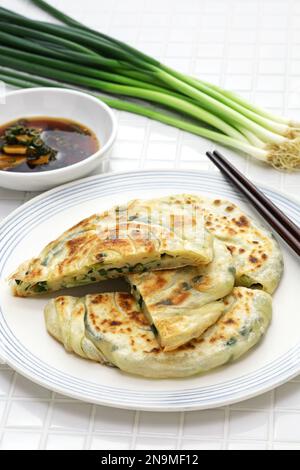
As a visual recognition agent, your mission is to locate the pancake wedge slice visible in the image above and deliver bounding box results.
[157,194,283,294]
[127,239,235,350]
[45,288,272,379]
[9,195,213,297]
[44,295,109,364]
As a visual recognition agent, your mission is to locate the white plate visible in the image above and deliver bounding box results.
[0,170,299,411]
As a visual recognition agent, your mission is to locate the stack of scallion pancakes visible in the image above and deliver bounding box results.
[9,194,283,378]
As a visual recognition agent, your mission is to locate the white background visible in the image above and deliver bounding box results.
[0,0,299,450]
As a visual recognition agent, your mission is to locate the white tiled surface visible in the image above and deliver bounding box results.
[0,0,299,450]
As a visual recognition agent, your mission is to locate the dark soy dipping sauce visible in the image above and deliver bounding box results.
[0,117,99,172]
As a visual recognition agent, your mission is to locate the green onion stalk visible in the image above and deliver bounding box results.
[30,0,300,134]
[0,1,299,170]
[0,68,268,160]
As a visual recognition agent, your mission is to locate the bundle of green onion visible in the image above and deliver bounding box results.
[0,0,299,170]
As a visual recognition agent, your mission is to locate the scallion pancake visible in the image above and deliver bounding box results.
[9,195,213,297]
[44,287,272,379]
[127,239,235,351]
[154,194,283,294]
[44,295,108,364]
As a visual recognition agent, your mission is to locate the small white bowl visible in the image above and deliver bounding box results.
[0,88,117,191]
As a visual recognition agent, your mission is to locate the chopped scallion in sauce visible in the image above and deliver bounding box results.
[0,117,99,172]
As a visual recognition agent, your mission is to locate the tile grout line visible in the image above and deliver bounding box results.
[130,410,140,450]
[222,406,230,450]
[219,1,233,445]
[84,404,96,450]
[98,0,118,178]
[125,0,151,171]
[39,391,56,450]
[246,0,262,177]
[4,394,300,413]
[1,425,300,444]
[176,411,185,450]
[280,0,293,193]
[215,0,233,176]
[0,371,17,447]
[218,0,231,89]
[174,125,184,170]
[267,389,276,450]
[269,3,295,445]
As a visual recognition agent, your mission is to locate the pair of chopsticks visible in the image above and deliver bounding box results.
[206,150,300,256]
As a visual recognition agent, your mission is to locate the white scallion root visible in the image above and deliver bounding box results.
[266,138,300,170]
[290,121,300,129]
[285,128,300,139]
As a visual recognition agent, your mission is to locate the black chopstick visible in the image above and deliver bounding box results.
[206,150,300,256]
[213,150,300,241]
